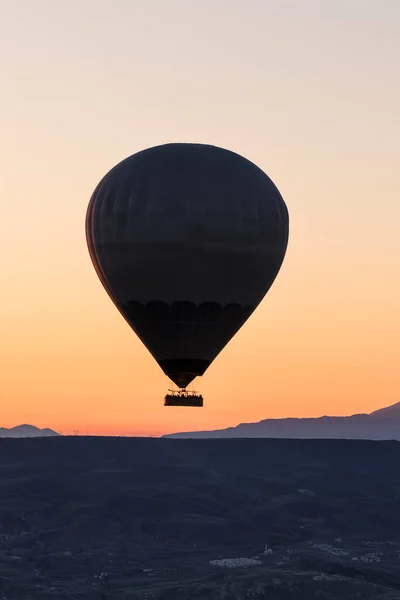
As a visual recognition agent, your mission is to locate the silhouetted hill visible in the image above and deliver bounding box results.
[164,401,400,439]
[0,424,60,438]
[370,401,400,418]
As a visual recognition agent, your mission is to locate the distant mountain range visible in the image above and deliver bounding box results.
[0,424,60,438]
[163,401,400,440]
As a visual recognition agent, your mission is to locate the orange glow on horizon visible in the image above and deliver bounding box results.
[1,1,399,436]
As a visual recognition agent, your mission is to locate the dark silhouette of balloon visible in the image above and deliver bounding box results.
[86,143,289,389]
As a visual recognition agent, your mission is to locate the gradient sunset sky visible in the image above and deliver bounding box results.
[1,0,399,436]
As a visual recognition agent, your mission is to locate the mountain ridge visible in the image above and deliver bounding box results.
[0,424,60,438]
[163,401,400,439]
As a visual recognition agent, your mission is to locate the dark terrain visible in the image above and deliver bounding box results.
[1,437,400,599]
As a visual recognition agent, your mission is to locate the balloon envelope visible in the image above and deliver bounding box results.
[86,143,289,388]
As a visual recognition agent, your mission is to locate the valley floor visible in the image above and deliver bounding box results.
[1,437,400,599]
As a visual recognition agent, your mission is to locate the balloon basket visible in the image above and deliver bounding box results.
[164,389,204,407]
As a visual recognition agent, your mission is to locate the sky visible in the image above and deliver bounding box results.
[1,0,399,436]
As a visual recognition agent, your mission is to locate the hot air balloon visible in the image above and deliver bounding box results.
[86,143,289,406]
